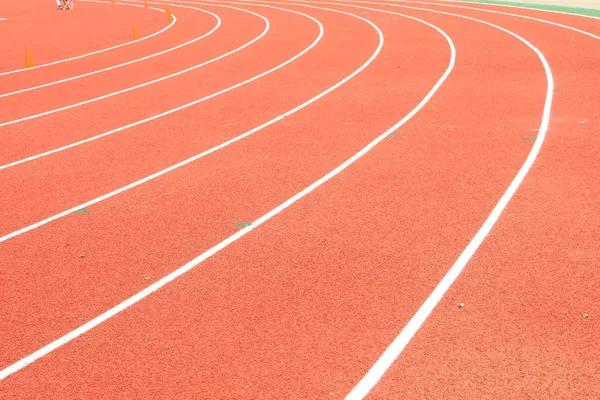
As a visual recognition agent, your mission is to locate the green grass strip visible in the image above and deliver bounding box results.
[454,0,600,18]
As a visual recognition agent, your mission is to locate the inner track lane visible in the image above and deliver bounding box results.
[0,5,221,98]
[0,0,176,76]
[0,3,241,124]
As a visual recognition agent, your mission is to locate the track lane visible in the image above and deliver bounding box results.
[354,5,600,399]
[0,5,221,99]
[0,0,175,78]
[0,3,546,398]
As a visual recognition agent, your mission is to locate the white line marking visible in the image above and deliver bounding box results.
[0,2,175,76]
[439,0,600,20]
[310,2,550,398]
[0,3,395,380]
[0,18,6,21]
[0,4,221,98]
[397,0,600,39]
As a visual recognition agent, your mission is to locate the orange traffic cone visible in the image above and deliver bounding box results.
[24,46,34,68]
[165,4,173,23]
[132,24,139,40]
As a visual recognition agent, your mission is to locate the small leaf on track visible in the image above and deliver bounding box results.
[582,313,589,318]
[234,222,252,227]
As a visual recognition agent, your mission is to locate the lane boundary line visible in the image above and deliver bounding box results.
[0,2,397,379]
[319,1,552,398]
[0,2,176,76]
[0,2,221,98]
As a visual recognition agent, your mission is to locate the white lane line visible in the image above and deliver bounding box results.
[0,18,6,21]
[0,4,390,380]
[0,2,175,76]
[0,3,264,129]
[397,0,600,39]
[0,2,321,238]
[0,4,221,98]
[316,2,551,398]
[440,0,600,21]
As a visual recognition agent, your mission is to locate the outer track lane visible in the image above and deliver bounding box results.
[0,0,179,86]
[351,4,599,399]
[0,2,380,370]
[432,0,600,34]
[0,4,220,122]
[0,4,546,399]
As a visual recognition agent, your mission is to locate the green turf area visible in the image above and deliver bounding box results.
[453,0,600,18]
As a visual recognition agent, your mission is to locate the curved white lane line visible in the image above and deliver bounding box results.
[0,5,221,98]
[299,2,551,398]
[396,0,600,39]
[0,3,264,128]
[0,2,176,76]
[439,0,600,21]
[0,4,385,381]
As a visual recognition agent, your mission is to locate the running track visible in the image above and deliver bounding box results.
[0,0,598,398]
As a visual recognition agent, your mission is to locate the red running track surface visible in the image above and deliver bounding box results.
[0,0,598,398]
